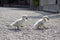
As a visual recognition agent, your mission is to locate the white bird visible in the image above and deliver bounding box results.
[10,15,28,30]
[34,16,49,29]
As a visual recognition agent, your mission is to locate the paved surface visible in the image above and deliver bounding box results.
[0,7,60,40]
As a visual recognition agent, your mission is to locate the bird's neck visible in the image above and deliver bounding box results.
[22,18,25,21]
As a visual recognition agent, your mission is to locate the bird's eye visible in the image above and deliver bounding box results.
[47,18,49,20]
[26,18,28,19]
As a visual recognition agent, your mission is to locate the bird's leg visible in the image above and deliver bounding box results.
[16,26,24,30]
[36,26,40,29]
[21,26,23,27]
[43,26,48,29]
[17,26,20,30]
[38,26,41,29]
[37,26,44,30]
[40,26,44,29]
[20,26,24,30]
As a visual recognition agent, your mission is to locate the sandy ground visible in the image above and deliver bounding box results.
[0,7,60,40]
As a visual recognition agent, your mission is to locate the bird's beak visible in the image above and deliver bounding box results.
[45,18,49,22]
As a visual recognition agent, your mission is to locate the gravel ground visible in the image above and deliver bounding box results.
[0,7,60,40]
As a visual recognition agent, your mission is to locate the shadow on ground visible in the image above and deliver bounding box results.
[8,29,21,32]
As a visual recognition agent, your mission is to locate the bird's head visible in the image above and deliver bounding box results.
[22,15,28,21]
[43,16,49,22]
